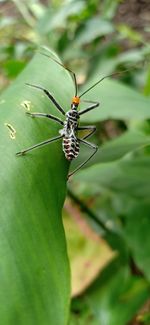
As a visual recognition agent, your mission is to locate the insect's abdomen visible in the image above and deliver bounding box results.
[63,136,80,161]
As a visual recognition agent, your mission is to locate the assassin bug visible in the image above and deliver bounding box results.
[16,54,127,178]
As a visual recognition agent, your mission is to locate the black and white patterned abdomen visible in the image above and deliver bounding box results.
[62,135,80,161]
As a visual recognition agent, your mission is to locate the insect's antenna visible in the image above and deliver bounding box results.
[39,52,78,97]
[79,68,132,98]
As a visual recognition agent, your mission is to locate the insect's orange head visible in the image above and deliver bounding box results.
[72,96,80,105]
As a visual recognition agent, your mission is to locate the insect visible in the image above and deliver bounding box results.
[16,54,124,178]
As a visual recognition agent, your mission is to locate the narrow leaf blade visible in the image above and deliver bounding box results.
[0,50,73,324]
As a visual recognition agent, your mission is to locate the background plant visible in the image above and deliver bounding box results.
[0,0,150,324]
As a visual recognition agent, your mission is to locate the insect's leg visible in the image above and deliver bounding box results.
[68,139,98,178]
[79,100,99,116]
[16,135,62,156]
[26,112,64,125]
[26,83,65,116]
[77,125,96,140]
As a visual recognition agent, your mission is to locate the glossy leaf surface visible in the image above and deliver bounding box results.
[0,50,73,325]
[80,78,150,122]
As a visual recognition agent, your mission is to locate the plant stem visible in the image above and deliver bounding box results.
[67,188,113,234]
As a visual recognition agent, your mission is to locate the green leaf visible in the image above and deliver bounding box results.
[74,130,150,169]
[74,156,150,198]
[102,0,121,19]
[76,18,114,45]
[37,1,85,33]
[71,260,149,325]
[95,130,150,163]
[125,203,150,282]
[80,78,150,123]
[144,66,150,96]
[117,24,142,43]
[0,49,73,324]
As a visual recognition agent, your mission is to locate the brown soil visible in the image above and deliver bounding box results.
[115,0,150,41]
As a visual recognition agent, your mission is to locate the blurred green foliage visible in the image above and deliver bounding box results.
[1,0,150,86]
[1,0,150,324]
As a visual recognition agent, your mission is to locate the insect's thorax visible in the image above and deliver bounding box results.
[59,104,80,161]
